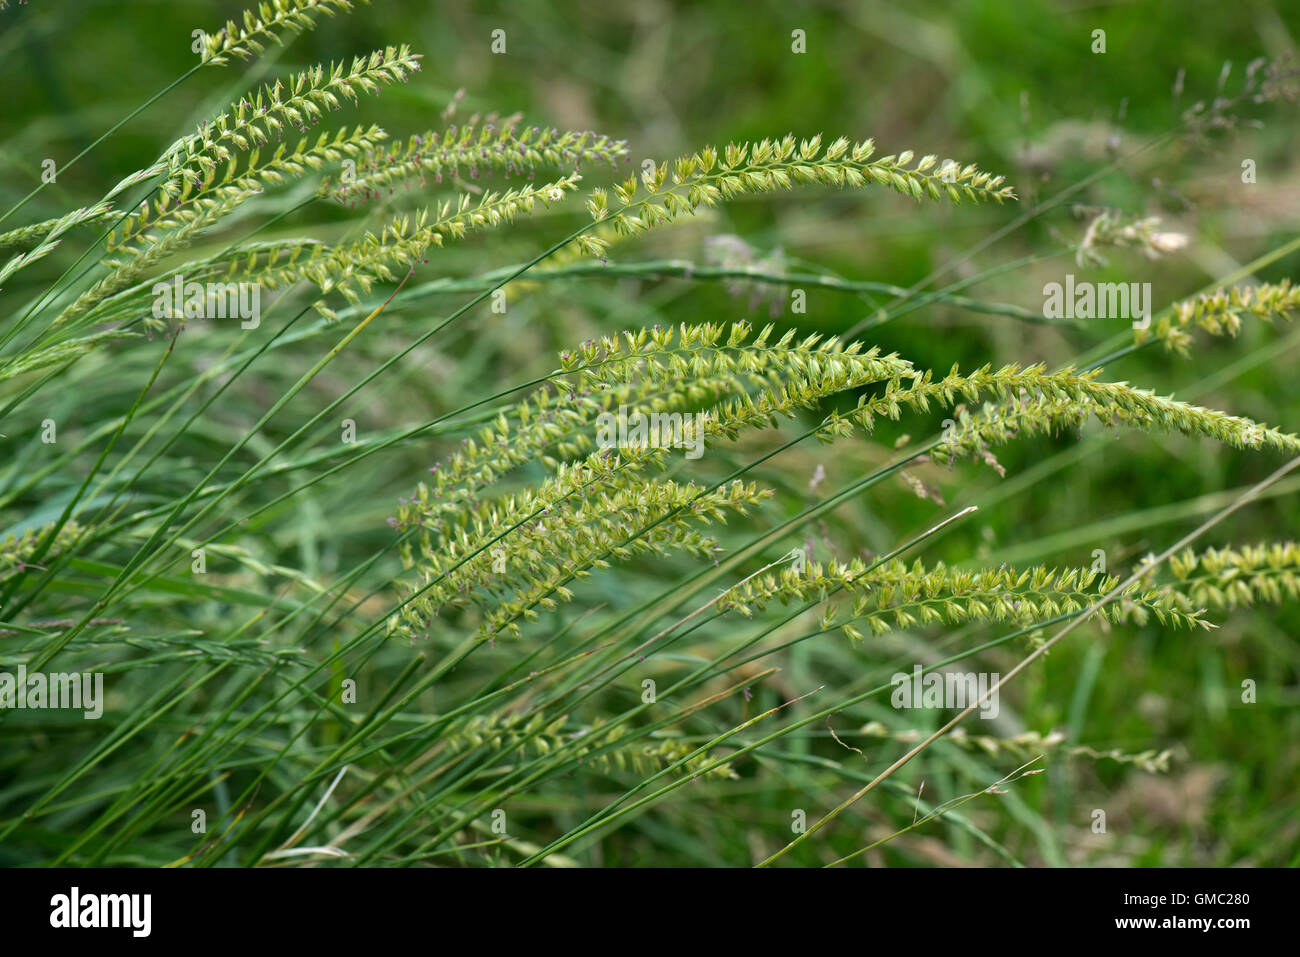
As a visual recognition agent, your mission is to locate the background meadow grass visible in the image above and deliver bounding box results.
[1,0,1298,866]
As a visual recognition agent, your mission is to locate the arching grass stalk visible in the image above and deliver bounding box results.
[756,453,1300,866]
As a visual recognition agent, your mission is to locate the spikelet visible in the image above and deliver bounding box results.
[576,135,1016,259]
[0,203,114,290]
[0,520,85,582]
[0,205,115,256]
[260,174,584,316]
[111,125,388,257]
[1164,541,1300,610]
[933,392,1088,474]
[1145,280,1300,355]
[1076,208,1188,268]
[720,544,1300,640]
[200,0,370,65]
[0,329,139,384]
[323,122,628,204]
[820,362,1300,456]
[393,318,916,534]
[164,46,421,194]
[716,557,1211,638]
[391,476,770,642]
[0,160,165,289]
[391,322,1300,645]
[411,319,907,512]
[61,126,386,330]
[858,723,1176,773]
[441,712,736,779]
